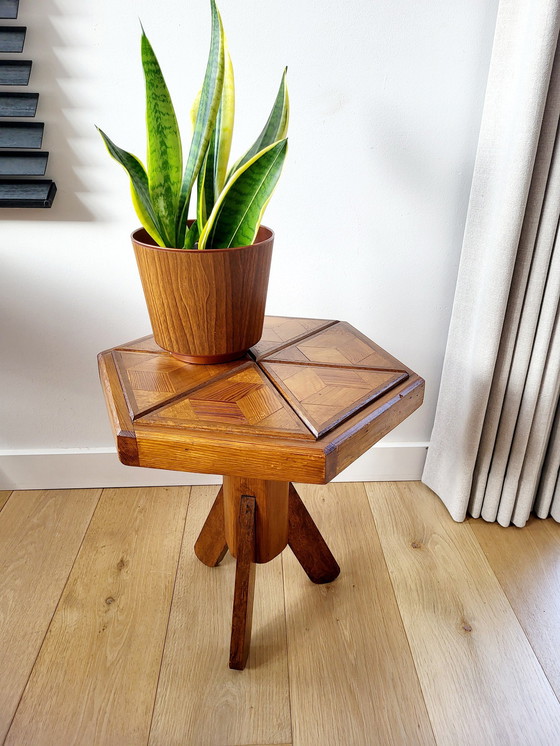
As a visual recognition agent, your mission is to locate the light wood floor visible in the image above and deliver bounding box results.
[1,482,560,746]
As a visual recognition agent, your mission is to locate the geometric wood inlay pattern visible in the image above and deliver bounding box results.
[112,350,247,420]
[249,316,336,360]
[262,362,408,437]
[100,317,425,485]
[109,316,415,442]
[138,363,315,440]
[261,321,408,371]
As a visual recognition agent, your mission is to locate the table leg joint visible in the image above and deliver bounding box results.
[288,483,340,584]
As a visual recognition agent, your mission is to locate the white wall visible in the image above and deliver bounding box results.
[0,0,498,488]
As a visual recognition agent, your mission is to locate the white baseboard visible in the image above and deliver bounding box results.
[0,443,428,490]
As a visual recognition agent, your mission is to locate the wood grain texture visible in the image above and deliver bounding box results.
[98,351,139,465]
[132,225,273,360]
[263,321,408,370]
[116,334,167,353]
[224,476,289,562]
[99,318,424,482]
[322,373,424,480]
[471,515,560,699]
[134,426,328,482]
[249,315,336,360]
[139,362,313,440]
[113,348,247,419]
[366,481,560,746]
[0,489,101,743]
[283,483,435,746]
[229,495,257,670]
[148,485,291,746]
[263,361,407,437]
[0,489,11,512]
[194,486,228,567]
[5,487,190,746]
[288,484,340,583]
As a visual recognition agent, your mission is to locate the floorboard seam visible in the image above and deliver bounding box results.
[469,521,560,708]
[280,552,295,746]
[0,491,13,515]
[2,487,104,746]
[363,482,438,745]
[145,485,194,746]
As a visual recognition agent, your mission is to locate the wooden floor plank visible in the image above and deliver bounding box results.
[471,515,560,699]
[0,490,12,512]
[283,483,435,746]
[5,486,190,746]
[148,485,291,746]
[366,481,560,746]
[0,489,101,742]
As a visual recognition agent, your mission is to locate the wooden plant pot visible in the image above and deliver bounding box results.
[131,226,274,364]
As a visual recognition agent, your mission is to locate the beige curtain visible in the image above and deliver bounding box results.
[422,1,560,527]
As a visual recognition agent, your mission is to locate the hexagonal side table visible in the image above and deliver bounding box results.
[98,316,424,669]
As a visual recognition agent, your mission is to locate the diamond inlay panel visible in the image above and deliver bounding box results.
[263,321,407,371]
[262,363,408,437]
[138,363,314,440]
[109,320,411,441]
[249,316,335,360]
[112,350,247,419]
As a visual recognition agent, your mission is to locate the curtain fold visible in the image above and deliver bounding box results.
[422,1,560,527]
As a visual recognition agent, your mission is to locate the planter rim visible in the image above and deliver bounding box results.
[131,225,274,254]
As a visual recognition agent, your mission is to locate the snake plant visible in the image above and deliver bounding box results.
[97,0,288,250]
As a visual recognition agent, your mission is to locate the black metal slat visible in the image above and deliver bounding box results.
[0,26,26,52]
[0,179,56,207]
[0,1,57,207]
[0,0,18,19]
[0,92,38,117]
[0,150,48,175]
[0,122,43,148]
[0,60,32,85]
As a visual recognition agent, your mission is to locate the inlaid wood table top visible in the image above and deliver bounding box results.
[98,316,424,484]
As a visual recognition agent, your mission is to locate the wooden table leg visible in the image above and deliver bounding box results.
[196,480,339,669]
[288,483,340,584]
[229,495,257,670]
[194,487,228,567]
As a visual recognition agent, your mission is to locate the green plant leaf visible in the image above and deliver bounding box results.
[176,0,225,247]
[141,28,183,247]
[130,183,165,246]
[197,44,235,227]
[97,126,169,245]
[214,45,235,194]
[198,138,287,250]
[183,220,200,249]
[197,144,212,227]
[190,89,202,130]
[227,68,288,180]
